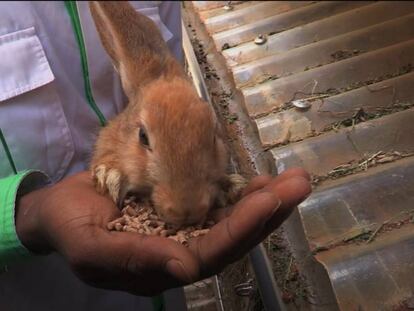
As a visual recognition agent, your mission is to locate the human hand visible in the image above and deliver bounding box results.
[15,168,311,296]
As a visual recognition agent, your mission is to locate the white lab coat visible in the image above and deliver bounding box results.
[0,1,183,310]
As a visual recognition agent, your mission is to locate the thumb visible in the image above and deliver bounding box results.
[97,231,200,284]
[69,229,201,295]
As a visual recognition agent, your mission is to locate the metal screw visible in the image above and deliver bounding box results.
[234,279,254,297]
[223,4,233,11]
[292,99,311,109]
[254,34,267,45]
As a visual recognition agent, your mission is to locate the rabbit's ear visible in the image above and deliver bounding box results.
[89,1,180,97]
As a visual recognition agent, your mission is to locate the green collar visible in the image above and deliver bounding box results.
[64,1,107,127]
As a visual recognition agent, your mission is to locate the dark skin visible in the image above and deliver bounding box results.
[15,167,311,296]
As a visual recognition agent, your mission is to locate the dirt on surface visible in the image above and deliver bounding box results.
[265,230,310,307]
[275,64,413,115]
[323,102,414,132]
[393,296,414,311]
[311,209,414,254]
[312,151,414,186]
[331,49,363,61]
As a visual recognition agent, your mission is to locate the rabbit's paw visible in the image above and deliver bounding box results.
[226,174,248,204]
[93,164,122,203]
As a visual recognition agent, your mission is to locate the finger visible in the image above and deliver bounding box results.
[210,168,310,222]
[264,175,311,215]
[241,175,272,196]
[84,231,200,294]
[259,175,311,239]
[241,167,310,197]
[189,190,281,277]
[209,175,273,221]
[268,167,311,185]
[108,232,199,281]
[190,175,311,278]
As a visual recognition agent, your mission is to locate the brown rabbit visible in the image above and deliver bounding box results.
[89,1,242,226]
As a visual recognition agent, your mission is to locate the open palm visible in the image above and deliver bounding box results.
[16,169,311,296]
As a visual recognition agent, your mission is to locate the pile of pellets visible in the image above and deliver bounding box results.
[107,197,214,246]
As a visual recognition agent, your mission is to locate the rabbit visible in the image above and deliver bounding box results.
[89,1,245,226]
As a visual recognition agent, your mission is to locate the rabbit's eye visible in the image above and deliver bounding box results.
[139,127,150,149]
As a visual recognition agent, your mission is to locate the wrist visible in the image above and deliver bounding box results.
[15,172,53,255]
[0,170,50,268]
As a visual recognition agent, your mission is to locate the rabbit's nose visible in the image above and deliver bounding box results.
[158,205,205,226]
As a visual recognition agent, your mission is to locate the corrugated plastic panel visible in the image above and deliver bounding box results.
[212,2,371,49]
[191,1,414,310]
[222,2,414,66]
[303,157,414,310]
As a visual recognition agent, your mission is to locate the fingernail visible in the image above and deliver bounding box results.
[166,259,193,284]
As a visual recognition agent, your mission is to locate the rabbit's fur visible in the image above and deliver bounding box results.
[89,1,236,226]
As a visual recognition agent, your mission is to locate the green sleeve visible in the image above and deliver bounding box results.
[0,170,50,269]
